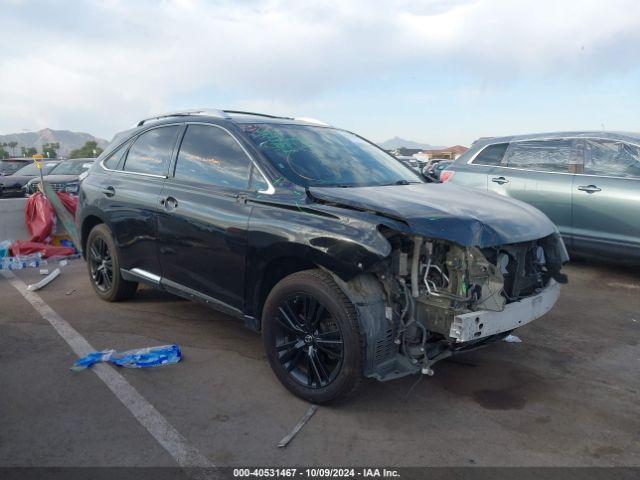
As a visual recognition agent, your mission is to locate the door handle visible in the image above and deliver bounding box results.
[236,193,248,204]
[163,196,179,211]
[102,186,116,197]
[491,176,509,185]
[578,184,601,194]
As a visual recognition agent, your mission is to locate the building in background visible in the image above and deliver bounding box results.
[414,145,468,162]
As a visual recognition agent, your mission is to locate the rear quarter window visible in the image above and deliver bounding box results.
[471,143,509,166]
[124,126,181,175]
[583,139,640,178]
[103,141,132,170]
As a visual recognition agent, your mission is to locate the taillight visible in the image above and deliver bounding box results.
[440,170,455,183]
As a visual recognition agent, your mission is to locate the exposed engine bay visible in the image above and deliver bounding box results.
[336,231,568,381]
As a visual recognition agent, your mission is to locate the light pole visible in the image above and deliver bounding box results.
[32,153,45,197]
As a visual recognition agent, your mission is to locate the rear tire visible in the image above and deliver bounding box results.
[262,269,364,403]
[86,223,138,302]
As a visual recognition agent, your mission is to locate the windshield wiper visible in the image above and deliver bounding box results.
[379,179,421,186]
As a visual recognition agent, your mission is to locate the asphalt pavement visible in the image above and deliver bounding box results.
[0,258,638,467]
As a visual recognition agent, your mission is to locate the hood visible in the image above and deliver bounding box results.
[0,175,35,188]
[308,183,557,247]
[27,174,80,184]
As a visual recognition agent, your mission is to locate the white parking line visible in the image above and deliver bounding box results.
[1,270,214,469]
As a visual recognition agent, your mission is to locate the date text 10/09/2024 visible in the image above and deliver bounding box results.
[233,468,401,478]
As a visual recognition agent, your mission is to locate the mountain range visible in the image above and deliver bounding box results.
[0,128,108,157]
[1,130,444,158]
[378,136,443,150]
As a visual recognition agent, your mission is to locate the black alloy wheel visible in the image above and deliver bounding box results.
[86,224,138,302]
[274,293,344,388]
[262,269,364,403]
[89,235,113,292]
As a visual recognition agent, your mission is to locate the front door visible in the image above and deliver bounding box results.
[487,138,578,246]
[572,138,640,257]
[157,123,256,312]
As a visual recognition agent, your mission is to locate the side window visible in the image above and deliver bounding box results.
[103,141,131,170]
[124,126,180,175]
[174,124,251,190]
[584,140,640,178]
[471,143,508,166]
[505,139,580,173]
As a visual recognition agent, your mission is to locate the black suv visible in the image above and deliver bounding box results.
[78,110,568,403]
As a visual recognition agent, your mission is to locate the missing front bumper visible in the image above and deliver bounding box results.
[449,280,561,343]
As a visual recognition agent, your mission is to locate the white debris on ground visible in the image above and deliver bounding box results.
[504,334,522,343]
[27,268,61,291]
[607,282,640,291]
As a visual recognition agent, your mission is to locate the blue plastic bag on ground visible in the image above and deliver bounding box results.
[71,344,181,371]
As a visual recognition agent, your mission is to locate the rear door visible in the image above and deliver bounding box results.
[572,138,640,258]
[157,123,257,312]
[451,142,509,190]
[487,138,578,245]
[103,125,181,277]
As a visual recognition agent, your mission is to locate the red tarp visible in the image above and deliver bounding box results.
[11,241,76,258]
[12,192,79,258]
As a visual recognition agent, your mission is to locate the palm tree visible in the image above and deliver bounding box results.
[8,141,18,156]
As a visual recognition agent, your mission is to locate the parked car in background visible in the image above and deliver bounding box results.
[395,155,420,171]
[444,131,640,262]
[78,109,568,403]
[0,160,60,198]
[0,159,30,176]
[422,159,453,182]
[24,158,95,195]
[431,160,453,182]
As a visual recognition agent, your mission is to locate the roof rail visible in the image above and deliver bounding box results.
[293,117,329,126]
[135,109,330,127]
[136,108,228,127]
[222,110,294,120]
[224,111,330,126]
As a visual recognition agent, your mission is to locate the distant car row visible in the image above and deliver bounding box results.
[0,158,94,198]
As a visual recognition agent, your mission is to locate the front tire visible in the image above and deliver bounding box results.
[86,224,138,302]
[262,269,364,403]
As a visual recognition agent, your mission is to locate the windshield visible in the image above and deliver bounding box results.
[239,123,422,188]
[50,160,93,175]
[0,161,28,175]
[13,162,59,176]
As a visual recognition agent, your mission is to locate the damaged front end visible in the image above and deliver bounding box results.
[333,231,568,381]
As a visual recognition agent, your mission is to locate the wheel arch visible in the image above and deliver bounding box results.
[80,214,105,259]
[251,255,316,328]
[248,236,391,329]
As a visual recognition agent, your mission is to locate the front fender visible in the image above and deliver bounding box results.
[247,201,392,280]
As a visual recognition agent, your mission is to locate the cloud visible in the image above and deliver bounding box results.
[1,0,639,139]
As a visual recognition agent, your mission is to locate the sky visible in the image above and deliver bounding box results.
[1,0,640,146]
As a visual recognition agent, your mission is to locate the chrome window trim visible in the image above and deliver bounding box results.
[129,268,161,284]
[99,122,185,179]
[465,136,640,181]
[178,121,275,195]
